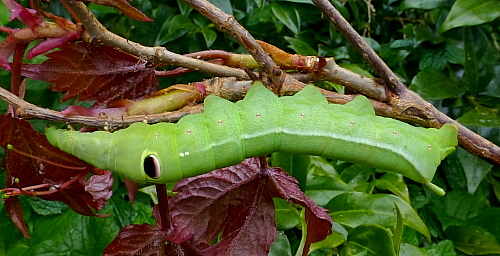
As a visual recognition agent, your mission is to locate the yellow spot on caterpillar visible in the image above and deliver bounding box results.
[218,120,223,124]
[428,145,432,150]
[300,113,305,118]
[256,113,261,118]
[393,131,397,136]
[179,152,190,157]
[187,130,192,134]
[69,136,73,141]
[350,121,355,126]
[155,133,159,138]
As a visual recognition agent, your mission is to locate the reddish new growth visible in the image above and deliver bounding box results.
[0,0,82,70]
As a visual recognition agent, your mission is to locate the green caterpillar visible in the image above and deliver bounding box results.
[46,83,457,195]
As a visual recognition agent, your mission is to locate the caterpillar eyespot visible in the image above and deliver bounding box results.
[143,154,160,179]
[46,82,458,195]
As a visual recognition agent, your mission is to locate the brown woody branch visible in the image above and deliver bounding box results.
[312,0,406,96]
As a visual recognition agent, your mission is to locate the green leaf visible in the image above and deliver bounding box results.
[394,203,404,255]
[400,0,449,10]
[309,230,345,254]
[341,224,397,256]
[339,164,375,193]
[271,2,300,35]
[456,148,493,194]
[445,225,500,255]
[22,205,122,255]
[27,198,68,216]
[409,70,461,100]
[325,192,431,240]
[305,157,353,206]
[432,190,487,230]
[422,240,457,256]
[441,0,500,32]
[419,45,464,70]
[201,26,217,48]
[482,66,500,98]
[271,152,311,191]
[176,0,193,15]
[156,14,196,45]
[470,208,500,239]
[274,198,300,230]
[457,105,500,127]
[285,36,317,56]
[269,232,292,256]
[207,0,233,15]
[0,2,10,26]
[374,173,410,203]
[399,243,429,256]
[275,0,313,4]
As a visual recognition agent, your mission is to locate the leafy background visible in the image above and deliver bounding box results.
[1,0,500,255]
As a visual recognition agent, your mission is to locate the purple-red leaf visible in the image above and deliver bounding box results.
[201,185,277,256]
[21,42,157,107]
[81,0,153,21]
[168,157,332,255]
[0,115,109,236]
[4,197,30,238]
[103,224,168,256]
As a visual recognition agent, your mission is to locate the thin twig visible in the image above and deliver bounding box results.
[312,0,406,95]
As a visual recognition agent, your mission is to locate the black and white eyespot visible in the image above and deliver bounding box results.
[143,154,161,179]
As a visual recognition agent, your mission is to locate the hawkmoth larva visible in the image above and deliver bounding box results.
[46,82,458,195]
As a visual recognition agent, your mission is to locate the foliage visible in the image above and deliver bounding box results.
[0,0,499,255]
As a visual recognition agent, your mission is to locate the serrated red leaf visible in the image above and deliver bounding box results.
[104,222,202,256]
[103,223,167,256]
[201,184,277,256]
[21,42,157,107]
[82,0,153,21]
[0,115,105,218]
[168,157,332,256]
[168,159,262,244]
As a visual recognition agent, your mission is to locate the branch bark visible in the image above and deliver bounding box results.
[312,0,406,96]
